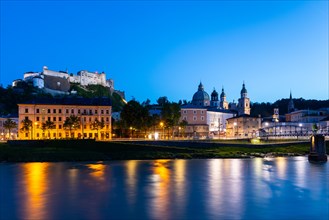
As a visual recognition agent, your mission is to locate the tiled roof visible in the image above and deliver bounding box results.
[18,97,111,106]
[181,104,208,109]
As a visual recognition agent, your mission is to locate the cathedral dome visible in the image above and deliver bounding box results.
[192,82,210,106]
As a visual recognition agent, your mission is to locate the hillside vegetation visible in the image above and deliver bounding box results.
[0,84,126,115]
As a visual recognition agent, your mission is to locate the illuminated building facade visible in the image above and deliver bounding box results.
[226,115,261,138]
[18,98,111,140]
[180,104,209,137]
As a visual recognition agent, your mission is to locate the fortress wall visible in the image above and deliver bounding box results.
[43,69,69,78]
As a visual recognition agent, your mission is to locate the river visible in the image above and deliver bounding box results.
[0,157,328,220]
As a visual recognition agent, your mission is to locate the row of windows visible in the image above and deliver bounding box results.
[25,132,111,138]
[33,116,110,122]
[182,110,205,114]
[26,116,110,123]
[24,108,110,115]
[183,116,205,121]
[34,124,110,130]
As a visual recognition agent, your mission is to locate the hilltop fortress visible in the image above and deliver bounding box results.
[13,66,124,98]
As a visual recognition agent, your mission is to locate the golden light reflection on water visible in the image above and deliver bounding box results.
[22,163,49,220]
[87,163,106,181]
[173,160,186,212]
[253,157,263,177]
[276,157,287,179]
[126,160,138,204]
[149,160,171,220]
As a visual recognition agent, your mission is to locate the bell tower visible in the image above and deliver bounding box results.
[288,91,295,113]
[219,87,229,109]
[210,88,219,107]
[238,82,250,115]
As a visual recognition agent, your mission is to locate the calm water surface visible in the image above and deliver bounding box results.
[0,157,328,220]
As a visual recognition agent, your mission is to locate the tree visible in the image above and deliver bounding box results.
[41,120,56,139]
[161,102,181,138]
[3,118,17,140]
[20,118,32,139]
[142,99,151,107]
[157,96,169,106]
[90,118,105,140]
[121,100,151,138]
[63,115,80,138]
[179,120,188,137]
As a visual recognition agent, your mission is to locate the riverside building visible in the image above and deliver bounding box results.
[18,98,112,140]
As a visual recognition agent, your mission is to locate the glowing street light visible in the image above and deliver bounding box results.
[130,126,133,139]
[160,122,164,139]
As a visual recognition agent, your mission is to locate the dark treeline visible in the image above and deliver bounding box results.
[251,98,329,117]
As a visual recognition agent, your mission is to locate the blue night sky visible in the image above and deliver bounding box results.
[1,0,328,104]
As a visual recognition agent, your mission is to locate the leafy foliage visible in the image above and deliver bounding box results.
[3,118,17,139]
[41,120,56,138]
[63,115,80,138]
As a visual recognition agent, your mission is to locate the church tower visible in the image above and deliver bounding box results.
[288,91,295,113]
[210,88,219,107]
[238,82,250,115]
[219,87,229,109]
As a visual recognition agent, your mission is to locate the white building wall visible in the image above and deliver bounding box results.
[207,111,234,133]
[24,73,40,81]
[43,69,69,79]
[33,78,44,89]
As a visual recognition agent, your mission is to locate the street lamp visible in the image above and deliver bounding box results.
[160,122,164,139]
[130,126,133,139]
[34,122,38,139]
